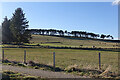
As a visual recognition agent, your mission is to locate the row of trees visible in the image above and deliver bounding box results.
[27,29,114,39]
[2,8,31,44]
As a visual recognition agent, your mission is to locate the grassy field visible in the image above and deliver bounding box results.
[3,48,118,73]
[29,35,118,48]
[1,35,119,78]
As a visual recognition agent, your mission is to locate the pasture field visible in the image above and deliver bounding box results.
[1,35,119,49]
[2,35,120,78]
[29,35,118,48]
[2,48,118,73]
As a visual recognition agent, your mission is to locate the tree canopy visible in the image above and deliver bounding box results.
[2,16,12,43]
[2,8,31,44]
[27,29,114,40]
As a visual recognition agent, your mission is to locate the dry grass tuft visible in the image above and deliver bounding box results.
[99,65,113,77]
[65,64,78,70]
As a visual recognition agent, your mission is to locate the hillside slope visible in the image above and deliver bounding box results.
[30,35,118,48]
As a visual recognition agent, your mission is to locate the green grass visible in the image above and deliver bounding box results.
[1,35,119,77]
[2,35,119,49]
[29,35,118,48]
[3,48,118,74]
[2,70,46,80]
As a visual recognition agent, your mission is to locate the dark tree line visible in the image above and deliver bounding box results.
[27,29,114,40]
[1,8,31,44]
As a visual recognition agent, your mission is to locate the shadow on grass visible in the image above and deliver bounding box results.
[28,61,64,72]
[2,42,120,52]
[2,59,64,72]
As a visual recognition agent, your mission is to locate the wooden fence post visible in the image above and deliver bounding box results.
[24,50,26,64]
[53,52,55,71]
[99,52,101,70]
[2,49,4,61]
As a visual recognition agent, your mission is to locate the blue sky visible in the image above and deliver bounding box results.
[1,2,118,39]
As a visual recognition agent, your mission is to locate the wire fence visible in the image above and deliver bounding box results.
[1,48,118,73]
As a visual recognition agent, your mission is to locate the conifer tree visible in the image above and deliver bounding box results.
[10,8,31,44]
[2,16,12,43]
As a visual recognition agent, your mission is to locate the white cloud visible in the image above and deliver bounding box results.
[112,0,120,5]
